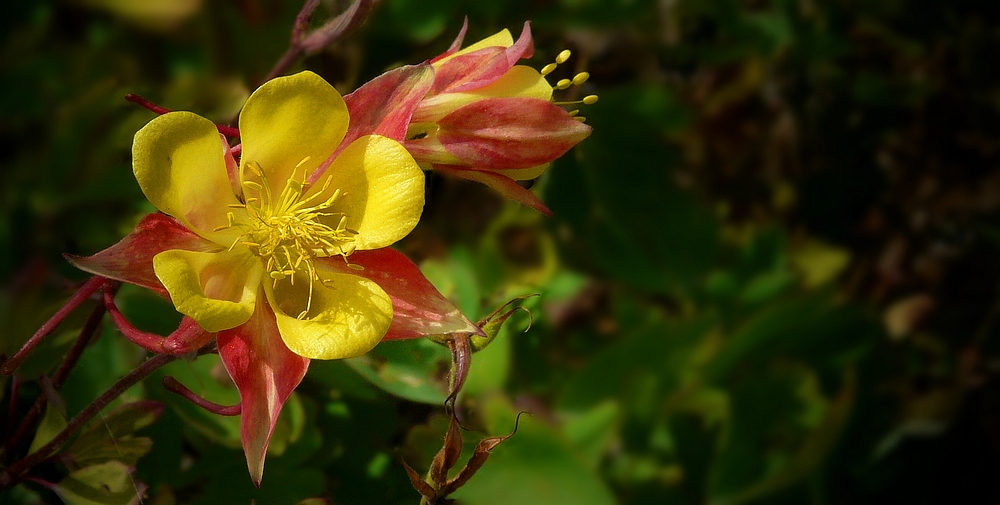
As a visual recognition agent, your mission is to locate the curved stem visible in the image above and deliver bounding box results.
[103,284,213,355]
[162,376,241,416]
[0,354,176,487]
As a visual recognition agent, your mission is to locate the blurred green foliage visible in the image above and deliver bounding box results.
[3,0,1000,503]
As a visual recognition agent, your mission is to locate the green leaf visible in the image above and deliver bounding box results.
[305,359,383,402]
[420,247,482,318]
[345,338,450,404]
[42,461,146,505]
[451,396,617,505]
[739,270,795,305]
[558,315,719,411]
[703,294,875,385]
[67,400,163,468]
[562,400,621,470]
[28,403,68,455]
[740,369,855,504]
[547,85,719,295]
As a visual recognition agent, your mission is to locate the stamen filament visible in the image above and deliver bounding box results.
[217,158,359,320]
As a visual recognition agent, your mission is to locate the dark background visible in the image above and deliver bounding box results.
[2,0,1000,503]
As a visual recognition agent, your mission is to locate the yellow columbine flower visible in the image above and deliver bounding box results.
[135,70,425,360]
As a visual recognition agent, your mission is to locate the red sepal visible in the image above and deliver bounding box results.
[65,213,220,297]
[309,64,435,184]
[431,21,534,95]
[217,299,309,486]
[343,64,435,142]
[431,17,469,63]
[319,249,482,340]
[436,97,591,169]
[434,165,553,216]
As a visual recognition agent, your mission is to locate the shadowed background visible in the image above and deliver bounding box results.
[2,0,1000,503]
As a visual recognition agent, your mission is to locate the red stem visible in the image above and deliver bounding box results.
[103,283,214,355]
[162,376,241,416]
[4,376,19,441]
[124,93,241,138]
[2,292,112,457]
[258,0,319,85]
[1,276,104,375]
[124,93,171,115]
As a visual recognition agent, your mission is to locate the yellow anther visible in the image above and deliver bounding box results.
[568,109,580,116]
[556,79,572,90]
[572,72,589,85]
[574,116,587,122]
[541,63,558,76]
[224,157,360,319]
[583,95,599,105]
[556,49,571,64]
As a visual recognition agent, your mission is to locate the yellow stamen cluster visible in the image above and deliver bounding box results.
[540,49,598,122]
[217,157,357,319]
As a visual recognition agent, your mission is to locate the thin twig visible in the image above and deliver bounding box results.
[0,354,176,487]
[162,376,241,416]
[260,0,378,84]
[1,284,113,456]
[260,0,321,84]
[124,94,241,137]
[2,276,103,375]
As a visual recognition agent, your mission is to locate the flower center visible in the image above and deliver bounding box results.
[218,157,358,318]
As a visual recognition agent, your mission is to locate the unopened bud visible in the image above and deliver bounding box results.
[470,294,539,352]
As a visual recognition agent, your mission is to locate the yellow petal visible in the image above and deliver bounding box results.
[498,163,550,181]
[415,66,552,123]
[311,135,424,250]
[132,111,242,243]
[153,248,263,332]
[481,66,553,100]
[239,71,348,197]
[434,29,514,68]
[461,28,514,53]
[266,271,392,360]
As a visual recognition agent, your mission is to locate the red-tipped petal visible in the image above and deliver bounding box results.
[309,64,435,185]
[217,300,309,485]
[65,213,220,297]
[431,48,505,95]
[431,17,470,63]
[434,164,553,216]
[343,64,435,144]
[432,21,534,95]
[318,249,481,340]
[438,97,591,169]
[509,21,535,62]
